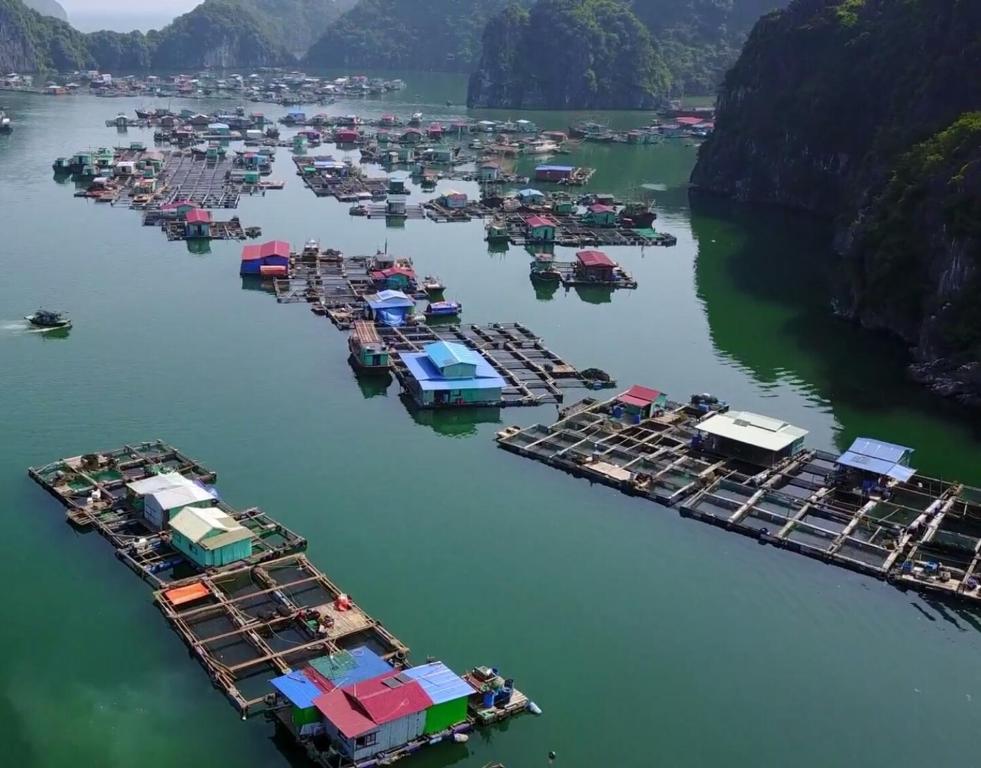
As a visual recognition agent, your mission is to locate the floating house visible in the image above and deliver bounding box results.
[695,410,808,467]
[168,505,253,568]
[371,265,416,292]
[835,437,916,486]
[535,164,575,182]
[387,196,408,218]
[400,128,423,144]
[314,671,431,762]
[399,341,506,407]
[126,472,217,530]
[517,188,546,205]
[363,290,415,326]
[388,170,410,195]
[270,647,393,728]
[184,208,213,239]
[524,215,557,243]
[437,190,468,209]
[240,240,290,276]
[427,122,444,139]
[478,161,501,182]
[208,122,230,136]
[575,250,617,282]
[348,320,391,371]
[615,385,669,421]
[335,128,359,144]
[402,662,475,735]
[583,203,617,227]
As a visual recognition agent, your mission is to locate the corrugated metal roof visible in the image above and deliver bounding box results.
[127,472,190,496]
[130,473,216,510]
[535,165,574,172]
[169,505,246,545]
[622,385,662,403]
[242,240,290,261]
[271,668,330,709]
[577,249,615,267]
[836,451,917,483]
[402,662,474,705]
[845,437,913,465]
[697,410,808,452]
[399,352,505,392]
[310,647,393,687]
[424,341,480,369]
[315,672,431,738]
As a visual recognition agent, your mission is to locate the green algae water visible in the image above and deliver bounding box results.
[2,74,981,768]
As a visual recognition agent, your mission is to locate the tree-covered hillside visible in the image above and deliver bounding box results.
[468,0,670,110]
[692,0,981,403]
[305,0,518,72]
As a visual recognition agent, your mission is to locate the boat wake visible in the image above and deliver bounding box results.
[1,321,53,334]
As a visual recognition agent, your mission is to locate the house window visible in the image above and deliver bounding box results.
[356,732,378,748]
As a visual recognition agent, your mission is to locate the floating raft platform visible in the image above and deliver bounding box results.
[156,553,409,716]
[548,261,638,289]
[28,440,306,588]
[27,443,534,765]
[381,322,598,406]
[497,396,981,605]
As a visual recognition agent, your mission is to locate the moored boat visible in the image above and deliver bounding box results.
[425,300,462,318]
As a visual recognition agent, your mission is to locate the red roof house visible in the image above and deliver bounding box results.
[314,671,432,760]
[240,240,290,276]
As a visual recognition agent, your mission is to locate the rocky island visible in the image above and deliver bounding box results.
[691,0,981,404]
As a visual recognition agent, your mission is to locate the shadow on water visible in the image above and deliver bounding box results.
[240,276,275,294]
[531,279,560,302]
[185,239,212,256]
[689,195,981,477]
[402,394,501,437]
[573,285,614,305]
[350,365,393,399]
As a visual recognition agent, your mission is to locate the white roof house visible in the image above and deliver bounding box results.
[127,472,217,528]
[697,411,808,452]
[169,506,252,551]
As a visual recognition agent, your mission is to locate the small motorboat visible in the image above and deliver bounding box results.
[425,300,461,318]
[349,204,367,216]
[26,309,72,329]
[422,276,445,295]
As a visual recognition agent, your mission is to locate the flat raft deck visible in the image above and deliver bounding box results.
[497,397,981,605]
[28,441,532,763]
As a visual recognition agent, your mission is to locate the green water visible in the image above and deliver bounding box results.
[2,74,981,768]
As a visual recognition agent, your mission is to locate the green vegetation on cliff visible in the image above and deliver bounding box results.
[0,0,91,72]
[304,0,516,72]
[233,0,355,54]
[692,0,981,402]
[0,0,324,72]
[468,0,671,110]
[148,0,293,70]
[630,0,786,95]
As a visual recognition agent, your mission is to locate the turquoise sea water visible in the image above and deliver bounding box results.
[1,74,980,768]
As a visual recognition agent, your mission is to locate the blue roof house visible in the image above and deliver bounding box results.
[398,341,505,408]
[363,290,415,327]
[835,437,916,486]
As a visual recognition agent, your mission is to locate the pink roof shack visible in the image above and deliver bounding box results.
[576,250,615,268]
[524,215,557,229]
[184,208,212,224]
[314,672,432,738]
[675,116,704,126]
[588,203,615,214]
[619,385,662,409]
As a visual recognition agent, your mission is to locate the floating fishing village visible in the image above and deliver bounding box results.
[30,441,535,767]
[14,55,979,768]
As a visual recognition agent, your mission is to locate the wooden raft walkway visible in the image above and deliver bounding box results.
[27,442,407,718]
[497,397,981,605]
[380,322,593,407]
[28,440,306,588]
